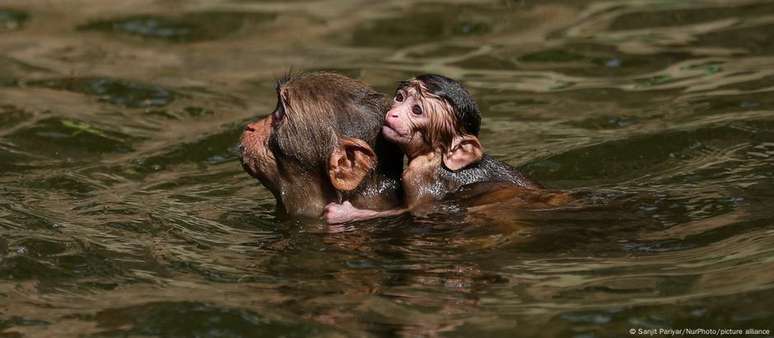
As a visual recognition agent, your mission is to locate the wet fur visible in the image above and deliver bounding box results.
[400,75,542,209]
[241,71,405,216]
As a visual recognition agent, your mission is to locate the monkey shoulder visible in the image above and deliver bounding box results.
[438,154,542,193]
[401,153,448,208]
[439,156,571,210]
[401,153,544,210]
[348,172,403,211]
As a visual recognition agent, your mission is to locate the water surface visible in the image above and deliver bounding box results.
[1,0,774,337]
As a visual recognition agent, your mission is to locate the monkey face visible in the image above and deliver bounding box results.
[383,86,430,149]
[385,76,485,171]
[240,116,280,197]
[240,107,326,217]
[384,81,459,155]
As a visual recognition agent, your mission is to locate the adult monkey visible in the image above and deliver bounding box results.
[240,72,404,217]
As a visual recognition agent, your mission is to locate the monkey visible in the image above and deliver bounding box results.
[239,71,404,218]
[323,74,568,223]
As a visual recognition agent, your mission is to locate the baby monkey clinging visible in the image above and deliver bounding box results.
[325,74,556,223]
[383,74,484,171]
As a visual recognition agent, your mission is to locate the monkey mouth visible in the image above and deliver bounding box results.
[382,125,399,138]
[382,124,403,137]
[382,125,413,144]
[239,155,255,177]
[237,144,248,166]
[237,143,258,178]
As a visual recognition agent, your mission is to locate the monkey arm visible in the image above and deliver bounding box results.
[323,201,408,224]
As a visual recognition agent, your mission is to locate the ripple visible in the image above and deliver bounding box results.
[132,123,242,172]
[1,0,774,336]
[28,77,175,108]
[350,4,493,47]
[610,2,774,31]
[0,104,32,130]
[523,126,739,186]
[78,11,275,43]
[87,301,332,337]
[696,23,774,55]
[6,117,137,157]
[0,9,28,32]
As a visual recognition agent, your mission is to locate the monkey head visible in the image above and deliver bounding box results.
[383,74,483,171]
[240,72,402,217]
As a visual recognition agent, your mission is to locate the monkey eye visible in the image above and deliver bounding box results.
[273,108,284,121]
[272,100,285,122]
[395,93,404,102]
[412,105,423,115]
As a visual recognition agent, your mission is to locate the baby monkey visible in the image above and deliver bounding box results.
[324,74,558,223]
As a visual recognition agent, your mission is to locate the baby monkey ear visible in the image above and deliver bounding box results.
[328,137,377,191]
[443,135,483,171]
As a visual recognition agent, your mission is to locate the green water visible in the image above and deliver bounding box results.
[1,1,774,337]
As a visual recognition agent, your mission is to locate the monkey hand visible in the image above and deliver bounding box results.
[323,201,360,224]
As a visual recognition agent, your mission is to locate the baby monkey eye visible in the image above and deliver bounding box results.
[395,93,404,102]
[412,105,423,115]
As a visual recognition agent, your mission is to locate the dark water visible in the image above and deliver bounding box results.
[2,1,774,337]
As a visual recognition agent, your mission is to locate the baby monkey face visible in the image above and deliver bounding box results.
[383,85,426,142]
[383,81,452,151]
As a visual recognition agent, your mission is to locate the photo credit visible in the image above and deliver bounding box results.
[628,328,771,336]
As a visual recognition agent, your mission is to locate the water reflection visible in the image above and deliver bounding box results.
[79,11,276,43]
[28,77,175,108]
[0,9,27,32]
[1,0,774,337]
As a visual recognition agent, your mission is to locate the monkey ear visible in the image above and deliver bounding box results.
[442,135,483,171]
[328,137,377,191]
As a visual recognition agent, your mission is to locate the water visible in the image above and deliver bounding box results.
[1,0,774,337]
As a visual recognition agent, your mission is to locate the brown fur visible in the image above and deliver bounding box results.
[272,72,388,170]
[402,80,465,152]
[241,72,403,218]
